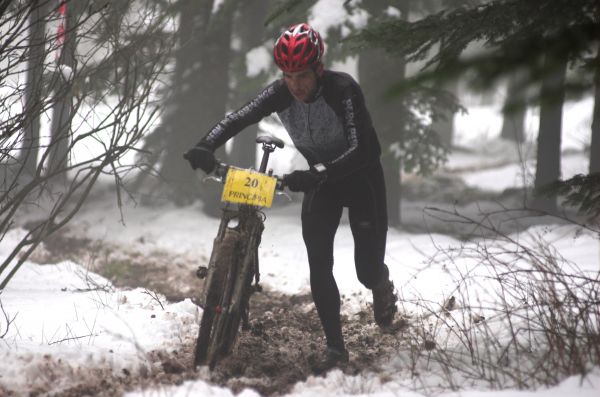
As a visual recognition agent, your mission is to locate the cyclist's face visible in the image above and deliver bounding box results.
[283,64,323,102]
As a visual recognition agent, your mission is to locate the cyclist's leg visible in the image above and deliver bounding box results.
[347,163,397,326]
[347,162,389,289]
[301,185,345,350]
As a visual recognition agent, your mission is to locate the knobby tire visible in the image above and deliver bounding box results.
[193,228,238,367]
[194,209,263,369]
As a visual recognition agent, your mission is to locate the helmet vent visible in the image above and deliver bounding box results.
[273,23,324,73]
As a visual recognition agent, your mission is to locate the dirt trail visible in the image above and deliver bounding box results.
[206,289,408,395]
[16,177,566,396]
[22,230,410,397]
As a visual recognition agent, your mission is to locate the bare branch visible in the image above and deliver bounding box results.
[0,0,176,288]
[0,295,17,338]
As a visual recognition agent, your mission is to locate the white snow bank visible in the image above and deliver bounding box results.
[458,152,589,192]
[126,380,261,397]
[124,367,600,397]
[0,230,199,392]
[454,97,593,152]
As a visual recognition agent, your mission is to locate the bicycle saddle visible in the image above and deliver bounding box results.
[256,135,284,149]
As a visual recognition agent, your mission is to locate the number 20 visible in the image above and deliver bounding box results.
[244,177,259,188]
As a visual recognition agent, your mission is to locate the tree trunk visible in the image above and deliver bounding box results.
[532,53,568,214]
[17,0,48,179]
[154,0,240,213]
[228,0,268,169]
[358,0,409,227]
[590,43,600,174]
[197,0,238,133]
[0,0,12,17]
[158,0,213,206]
[47,0,82,184]
[432,78,458,149]
[500,73,526,143]
[432,36,457,150]
[193,0,239,215]
[358,49,404,226]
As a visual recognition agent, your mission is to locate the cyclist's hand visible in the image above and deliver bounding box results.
[183,146,217,173]
[283,170,324,192]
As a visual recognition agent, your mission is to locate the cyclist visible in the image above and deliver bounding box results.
[184,23,397,371]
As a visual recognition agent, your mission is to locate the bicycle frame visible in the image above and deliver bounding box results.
[194,136,284,369]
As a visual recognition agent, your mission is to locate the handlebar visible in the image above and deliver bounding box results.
[188,135,288,194]
[210,162,287,191]
[213,162,228,179]
[208,135,287,191]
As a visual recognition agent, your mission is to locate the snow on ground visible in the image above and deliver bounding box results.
[0,240,200,394]
[1,182,599,395]
[455,151,589,192]
[454,97,593,153]
[124,367,600,397]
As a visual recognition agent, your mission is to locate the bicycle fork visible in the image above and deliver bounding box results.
[196,208,263,325]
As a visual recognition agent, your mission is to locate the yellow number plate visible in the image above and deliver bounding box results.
[222,167,277,208]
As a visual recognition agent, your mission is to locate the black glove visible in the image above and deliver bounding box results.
[183,146,216,173]
[283,170,324,192]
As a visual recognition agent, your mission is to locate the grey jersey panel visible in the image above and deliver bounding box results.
[277,94,348,165]
[197,70,381,180]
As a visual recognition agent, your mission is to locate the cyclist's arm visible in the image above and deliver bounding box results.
[196,80,291,151]
[321,76,381,181]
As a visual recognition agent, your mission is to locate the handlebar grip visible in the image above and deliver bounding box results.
[213,162,229,179]
[276,178,286,191]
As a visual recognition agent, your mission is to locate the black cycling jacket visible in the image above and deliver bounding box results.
[197,70,382,181]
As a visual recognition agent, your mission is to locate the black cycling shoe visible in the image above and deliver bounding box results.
[311,346,349,374]
[372,278,398,327]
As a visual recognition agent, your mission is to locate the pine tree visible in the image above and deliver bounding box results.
[351,0,454,225]
[349,0,600,216]
[532,52,568,214]
[590,43,600,175]
[543,174,600,222]
[349,0,598,93]
[138,0,239,212]
[499,72,526,143]
[228,0,271,169]
[357,0,409,226]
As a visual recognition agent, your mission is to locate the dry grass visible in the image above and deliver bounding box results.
[391,207,600,393]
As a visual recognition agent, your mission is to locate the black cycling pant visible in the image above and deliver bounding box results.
[301,161,389,350]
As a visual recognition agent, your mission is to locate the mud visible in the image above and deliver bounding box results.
[210,289,408,396]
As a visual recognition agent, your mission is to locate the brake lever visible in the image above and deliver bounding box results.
[275,190,292,202]
[201,162,228,184]
[202,175,223,184]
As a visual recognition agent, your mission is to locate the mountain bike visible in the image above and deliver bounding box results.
[191,135,285,369]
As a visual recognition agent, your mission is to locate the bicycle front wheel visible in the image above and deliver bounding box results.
[194,215,262,369]
[194,228,241,367]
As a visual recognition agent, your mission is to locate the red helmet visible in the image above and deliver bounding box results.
[273,23,324,73]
